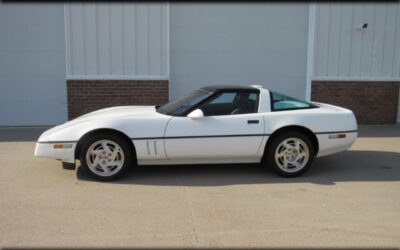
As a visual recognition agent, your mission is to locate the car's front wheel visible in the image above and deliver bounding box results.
[264,131,315,177]
[79,133,134,181]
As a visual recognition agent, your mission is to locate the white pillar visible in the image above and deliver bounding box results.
[305,3,316,101]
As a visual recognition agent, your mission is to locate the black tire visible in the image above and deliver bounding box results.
[264,131,315,177]
[79,132,134,181]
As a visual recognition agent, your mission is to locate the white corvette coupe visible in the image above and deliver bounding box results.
[35,85,358,181]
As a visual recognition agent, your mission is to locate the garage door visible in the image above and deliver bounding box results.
[0,3,67,126]
[169,3,309,100]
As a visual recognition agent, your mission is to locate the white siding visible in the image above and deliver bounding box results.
[65,3,168,78]
[313,2,400,79]
[0,3,67,126]
[170,3,309,100]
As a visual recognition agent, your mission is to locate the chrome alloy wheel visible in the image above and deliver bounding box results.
[274,137,309,173]
[85,140,125,177]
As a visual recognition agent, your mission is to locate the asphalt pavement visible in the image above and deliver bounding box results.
[0,125,399,248]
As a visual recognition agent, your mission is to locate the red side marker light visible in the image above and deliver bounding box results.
[329,134,346,139]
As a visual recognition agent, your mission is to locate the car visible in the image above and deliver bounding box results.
[35,85,358,181]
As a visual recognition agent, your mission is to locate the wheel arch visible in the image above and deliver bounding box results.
[75,128,137,162]
[263,125,319,158]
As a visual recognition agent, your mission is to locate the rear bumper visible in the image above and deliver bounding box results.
[316,131,357,157]
[34,142,77,163]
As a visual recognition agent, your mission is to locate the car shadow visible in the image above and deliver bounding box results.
[76,150,400,186]
[357,125,400,138]
[0,127,50,142]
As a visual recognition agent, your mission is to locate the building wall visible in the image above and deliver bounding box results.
[398,88,400,123]
[1,3,399,125]
[0,3,67,126]
[65,3,169,119]
[65,3,169,78]
[67,80,168,119]
[169,3,309,100]
[314,2,400,79]
[311,2,400,124]
[312,81,399,124]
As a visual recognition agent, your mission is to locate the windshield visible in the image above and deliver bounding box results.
[156,89,212,116]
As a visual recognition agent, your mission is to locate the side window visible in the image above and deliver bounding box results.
[249,93,257,102]
[270,91,317,111]
[209,92,236,104]
[199,91,259,116]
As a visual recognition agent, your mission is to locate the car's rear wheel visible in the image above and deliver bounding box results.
[79,133,134,181]
[264,131,315,177]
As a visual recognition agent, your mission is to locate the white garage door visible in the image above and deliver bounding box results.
[0,3,67,126]
[169,3,309,100]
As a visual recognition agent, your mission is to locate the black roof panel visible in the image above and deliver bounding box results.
[201,85,259,92]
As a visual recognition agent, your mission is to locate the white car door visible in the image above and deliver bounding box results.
[164,91,265,163]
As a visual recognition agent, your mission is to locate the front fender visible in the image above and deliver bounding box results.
[44,116,171,143]
[37,116,172,162]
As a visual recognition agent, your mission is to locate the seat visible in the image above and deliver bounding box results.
[230,94,253,114]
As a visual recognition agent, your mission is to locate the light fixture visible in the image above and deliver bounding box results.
[356,23,368,30]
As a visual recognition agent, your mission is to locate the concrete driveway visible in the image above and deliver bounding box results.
[0,126,399,248]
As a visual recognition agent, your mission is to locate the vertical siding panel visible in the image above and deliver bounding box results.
[349,4,364,76]
[65,5,72,76]
[313,5,319,75]
[110,4,123,74]
[338,3,353,76]
[123,3,135,75]
[148,4,162,75]
[394,3,400,77]
[83,3,97,75]
[382,3,397,77]
[359,4,374,76]
[327,3,341,76]
[314,4,330,76]
[305,2,399,78]
[97,4,111,75]
[69,4,85,75]
[95,4,99,74]
[161,3,169,76]
[64,3,169,77]
[371,5,386,77]
[135,3,149,75]
[81,4,87,74]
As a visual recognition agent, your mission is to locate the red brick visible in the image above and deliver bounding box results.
[67,80,169,120]
[311,81,399,124]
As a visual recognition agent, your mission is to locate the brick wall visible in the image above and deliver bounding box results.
[67,80,169,119]
[312,81,399,124]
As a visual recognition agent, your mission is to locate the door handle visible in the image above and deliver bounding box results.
[247,120,259,124]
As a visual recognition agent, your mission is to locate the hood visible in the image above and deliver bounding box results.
[74,106,157,121]
[39,106,159,140]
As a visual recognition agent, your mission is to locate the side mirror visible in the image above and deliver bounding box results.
[187,109,204,119]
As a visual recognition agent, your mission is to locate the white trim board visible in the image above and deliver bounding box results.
[64,4,69,81]
[66,75,169,81]
[306,3,316,101]
[166,3,171,101]
[312,76,400,82]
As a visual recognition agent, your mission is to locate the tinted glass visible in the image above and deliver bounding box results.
[156,89,211,116]
[199,91,259,116]
[270,91,317,111]
[209,92,236,104]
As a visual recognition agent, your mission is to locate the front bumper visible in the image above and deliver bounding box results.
[34,142,77,163]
